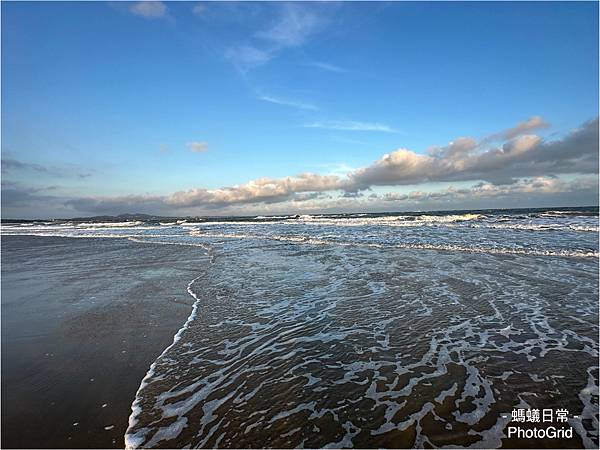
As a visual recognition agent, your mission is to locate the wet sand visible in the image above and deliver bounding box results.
[1,235,209,448]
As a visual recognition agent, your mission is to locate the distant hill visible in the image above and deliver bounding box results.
[1,213,178,224]
[69,213,176,222]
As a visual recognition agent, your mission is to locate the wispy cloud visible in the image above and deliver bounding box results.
[129,1,167,19]
[187,141,208,153]
[305,60,347,73]
[225,45,272,71]
[304,120,398,133]
[259,95,318,111]
[2,158,50,174]
[255,3,324,47]
[192,2,205,17]
[226,3,332,71]
[1,158,92,179]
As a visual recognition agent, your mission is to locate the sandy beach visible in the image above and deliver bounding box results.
[1,235,209,448]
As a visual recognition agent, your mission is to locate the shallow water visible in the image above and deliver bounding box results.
[3,207,599,448]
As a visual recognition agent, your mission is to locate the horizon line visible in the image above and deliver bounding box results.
[2,204,598,223]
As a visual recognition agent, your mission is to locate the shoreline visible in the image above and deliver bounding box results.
[1,235,210,448]
[124,273,205,449]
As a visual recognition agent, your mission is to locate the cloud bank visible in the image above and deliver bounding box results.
[3,116,597,217]
[54,116,598,217]
[348,117,598,189]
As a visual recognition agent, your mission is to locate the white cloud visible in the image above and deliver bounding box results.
[167,173,343,208]
[348,117,598,189]
[62,117,599,214]
[130,1,167,19]
[187,142,208,153]
[64,174,598,216]
[258,95,318,111]
[304,120,398,133]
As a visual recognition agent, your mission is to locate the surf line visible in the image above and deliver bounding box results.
[124,244,215,449]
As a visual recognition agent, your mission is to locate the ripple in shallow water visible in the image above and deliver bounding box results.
[125,242,599,449]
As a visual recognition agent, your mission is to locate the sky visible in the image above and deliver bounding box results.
[1,1,598,219]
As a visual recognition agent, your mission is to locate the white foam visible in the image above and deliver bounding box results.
[189,230,598,258]
[76,221,143,228]
[124,269,209,449]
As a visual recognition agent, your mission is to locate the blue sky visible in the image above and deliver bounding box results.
[2,1,598,218]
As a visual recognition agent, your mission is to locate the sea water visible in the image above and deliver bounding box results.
[2,207,598,448]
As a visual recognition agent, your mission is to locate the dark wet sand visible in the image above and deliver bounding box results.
[1,235,208,448]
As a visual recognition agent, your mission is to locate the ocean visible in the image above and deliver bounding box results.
[2,206,598,448]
